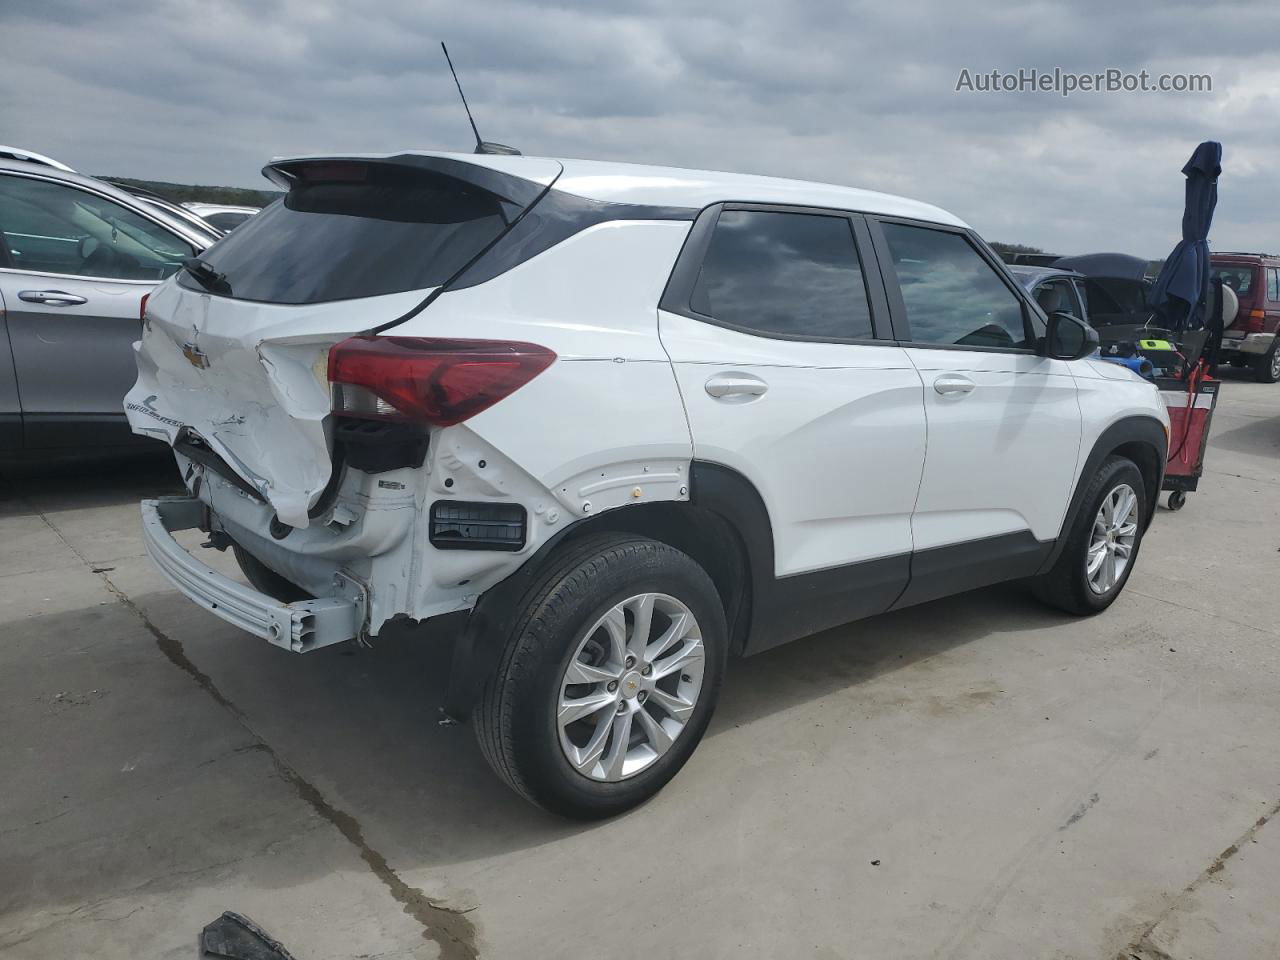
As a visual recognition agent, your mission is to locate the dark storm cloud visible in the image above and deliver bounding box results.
[3,0,1278,256]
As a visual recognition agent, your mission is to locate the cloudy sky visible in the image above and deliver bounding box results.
[4,0,1278,257]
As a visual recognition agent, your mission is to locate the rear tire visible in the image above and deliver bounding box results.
[1253,343,1280,383]
[1031,456,1147,615]
[232,543,310,603]
[474,533,727,819]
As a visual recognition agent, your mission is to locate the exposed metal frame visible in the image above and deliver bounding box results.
[142,497,366,653]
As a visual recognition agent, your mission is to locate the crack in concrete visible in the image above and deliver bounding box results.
[1128,588,1280,639]
[1117,797,1280,960]
[1059,792,1100,831]
[34,508,481,960]
[935,702,1168,960]
[0,901,145,951]
[1202,467,1280,488]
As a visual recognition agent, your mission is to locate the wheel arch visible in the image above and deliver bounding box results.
[443,461,770,720]
[1037,415,1167,576]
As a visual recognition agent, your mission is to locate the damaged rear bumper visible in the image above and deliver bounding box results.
[141,497,367,652]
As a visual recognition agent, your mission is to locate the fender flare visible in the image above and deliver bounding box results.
[1036,415,1168,575]
[442,462,765,720]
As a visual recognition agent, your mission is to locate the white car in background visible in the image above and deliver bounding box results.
[182,201,260,232]
[0,145,76,172]
[128,152,1169,818]
[119,186,225,244]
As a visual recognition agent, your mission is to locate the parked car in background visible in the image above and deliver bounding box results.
[0,158,212,460]
[1210,253,1280,382]
[1009,264,1089,320]
[182,201,260,232]
[115,184,225,245]
[130,151,1169,817]
[0,145,75,172]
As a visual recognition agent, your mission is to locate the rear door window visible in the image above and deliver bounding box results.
[689,209,875,340]
[880,222,1030,349]
[183,163,521,304]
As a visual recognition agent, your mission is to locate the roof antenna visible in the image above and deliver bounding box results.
[441,42,521,156]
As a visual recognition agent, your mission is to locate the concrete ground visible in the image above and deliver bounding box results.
[3,373,1279,960]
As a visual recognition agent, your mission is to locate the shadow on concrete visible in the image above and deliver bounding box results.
[1203,413,1280,460]
[106,573,1077,874]
[1,453,181,512]
[5,456,1081,879]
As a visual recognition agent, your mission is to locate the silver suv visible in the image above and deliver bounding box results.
[0,159,212,459]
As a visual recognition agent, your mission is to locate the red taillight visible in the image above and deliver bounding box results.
[327,337,556,427]
[1244,307,1266,333]
[140,293,150,321]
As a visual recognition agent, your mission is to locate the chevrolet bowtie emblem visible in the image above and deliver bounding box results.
[181,341,210,369]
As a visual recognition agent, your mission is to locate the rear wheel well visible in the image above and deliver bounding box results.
[557,503,752,653]
[445,500,754,722]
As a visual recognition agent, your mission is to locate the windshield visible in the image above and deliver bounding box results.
[181,162,531,304]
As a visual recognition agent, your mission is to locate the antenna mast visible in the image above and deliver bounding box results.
[441,42,483,152]
[439,43,521,156]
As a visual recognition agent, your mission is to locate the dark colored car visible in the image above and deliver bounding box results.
[1210,253,1280,382]
[1010,254,1156,338]
[1009,264,1089,319]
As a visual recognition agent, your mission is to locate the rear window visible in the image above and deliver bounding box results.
[1211,265,1255,297]
[180,164,517,304]
[1079,277,1148,325]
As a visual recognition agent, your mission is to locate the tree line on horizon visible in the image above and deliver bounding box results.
[98,176,281,208]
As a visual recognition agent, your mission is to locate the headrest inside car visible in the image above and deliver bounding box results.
[1037,285,1064,313]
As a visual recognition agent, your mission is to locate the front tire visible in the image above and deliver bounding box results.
[474,534,727,819]
[1032,456,1147,615]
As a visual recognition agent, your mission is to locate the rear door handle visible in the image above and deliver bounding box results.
[705,372,769,400]
[18,289,88,307]
[933,374,976,396]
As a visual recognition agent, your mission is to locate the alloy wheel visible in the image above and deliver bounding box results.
[557,593,705,782]
[1086,482,1138,594]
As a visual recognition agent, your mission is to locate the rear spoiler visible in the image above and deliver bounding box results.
[261,154,560,210]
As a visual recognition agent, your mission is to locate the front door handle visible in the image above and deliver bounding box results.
[705,372,769,401]
[933,374,976,396]
[18,289,88,307]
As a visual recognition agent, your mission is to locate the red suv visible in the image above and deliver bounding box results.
[1211,253,1280,382]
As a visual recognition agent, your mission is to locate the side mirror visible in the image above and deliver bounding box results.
[1041,311,1098,361]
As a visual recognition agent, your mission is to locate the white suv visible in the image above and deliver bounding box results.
[127,152,1169,817]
